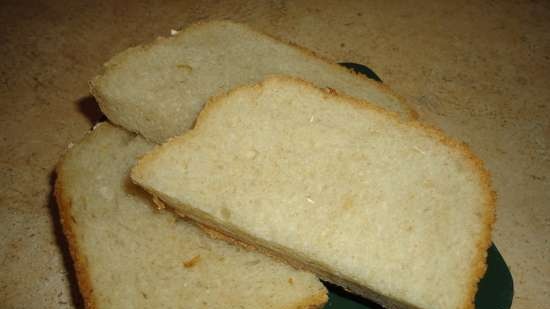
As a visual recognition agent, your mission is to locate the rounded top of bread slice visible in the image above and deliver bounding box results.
[132,76,495,309]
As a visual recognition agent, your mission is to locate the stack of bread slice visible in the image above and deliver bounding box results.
[56,122,326,309]
[56,20,495,309]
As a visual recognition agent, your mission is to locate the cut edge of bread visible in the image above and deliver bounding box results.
[54,123,112,309]
[89,19,418,124]
[54,167,97,309]
[132,75,495,309]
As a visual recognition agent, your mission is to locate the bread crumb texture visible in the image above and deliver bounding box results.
[133,77,495,309]
[55,122,327,309]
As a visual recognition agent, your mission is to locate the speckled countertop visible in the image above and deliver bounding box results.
[1,1,548,308]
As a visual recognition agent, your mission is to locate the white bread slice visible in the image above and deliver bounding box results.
[54,122,327,309]
[91,20,416,143]
[132,77,496,309]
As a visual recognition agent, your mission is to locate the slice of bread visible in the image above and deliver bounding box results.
[132,77,496,309]
[91,20,416,143]
[54,122,327,309]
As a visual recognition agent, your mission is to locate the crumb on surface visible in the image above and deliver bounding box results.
[183,255,201,268]
[176,64,193,72]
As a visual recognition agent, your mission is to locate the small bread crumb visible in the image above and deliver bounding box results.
[152,196,166,210]
[183,255,201,268]
[176,64,193,72]
[288,277,294,284]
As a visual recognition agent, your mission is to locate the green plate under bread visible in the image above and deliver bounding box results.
[322,63,514,309]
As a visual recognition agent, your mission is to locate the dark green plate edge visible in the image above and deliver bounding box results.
[323,63,514,309]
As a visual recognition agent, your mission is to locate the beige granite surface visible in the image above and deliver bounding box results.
[1,1,548,308]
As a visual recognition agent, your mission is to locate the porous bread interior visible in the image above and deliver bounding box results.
[91,20,415,143]
[132,77,495,309]
[167,197,420,309]
[54,122,327,309]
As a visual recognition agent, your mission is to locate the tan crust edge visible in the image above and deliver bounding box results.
[54,168,97,309]
[284,291,328,309]
[90,20,417,122]
[460,187,496,309]
[133,75,496,309]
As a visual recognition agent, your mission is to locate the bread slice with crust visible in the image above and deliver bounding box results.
[91,20,416,143]
[55,122,327,309]
[132,76,495,309]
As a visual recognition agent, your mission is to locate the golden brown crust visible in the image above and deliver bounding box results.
[460,183,496,309]
[195,221,259,252]
[285,291,328,309]
[54,167,97,309]
[134,75,496,309]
